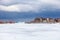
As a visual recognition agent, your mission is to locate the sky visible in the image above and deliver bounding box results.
[0,0,60,21]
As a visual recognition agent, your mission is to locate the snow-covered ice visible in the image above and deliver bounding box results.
[0,23,60,40]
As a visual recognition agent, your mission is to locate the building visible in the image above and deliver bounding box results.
[34,17,43,23]
[46,18,55,23]
[55,18,60,23]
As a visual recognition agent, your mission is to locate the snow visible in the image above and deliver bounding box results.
[0,23,60,40]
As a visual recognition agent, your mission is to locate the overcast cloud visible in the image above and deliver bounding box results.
[0,0,60,12]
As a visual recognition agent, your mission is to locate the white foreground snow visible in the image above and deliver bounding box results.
[0,23,60,40]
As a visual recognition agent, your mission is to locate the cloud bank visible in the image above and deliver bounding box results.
[0,0,60,12]
[0,4,36,12]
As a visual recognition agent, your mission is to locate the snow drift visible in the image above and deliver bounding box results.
[0,23,60,40]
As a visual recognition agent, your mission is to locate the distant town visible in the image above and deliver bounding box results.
[0,20,15,24]
[26,17,60,23]
[0,17,60,24]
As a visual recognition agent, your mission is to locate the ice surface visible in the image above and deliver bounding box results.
[0,23,60,40]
